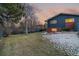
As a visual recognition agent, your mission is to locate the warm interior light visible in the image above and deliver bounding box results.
[65,18,74,23]
[51,28,57,32]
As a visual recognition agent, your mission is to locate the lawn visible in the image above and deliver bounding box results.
[0,32,67,56]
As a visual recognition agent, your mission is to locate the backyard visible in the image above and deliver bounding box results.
[0,32,67,56]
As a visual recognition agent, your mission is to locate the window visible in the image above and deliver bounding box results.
[50,20,57,24]
[65,18,74,23]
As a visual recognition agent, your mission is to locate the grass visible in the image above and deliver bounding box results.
[0,32,67,56]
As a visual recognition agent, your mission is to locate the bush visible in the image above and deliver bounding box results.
[62,27,70,31]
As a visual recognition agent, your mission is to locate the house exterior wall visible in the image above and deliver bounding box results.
[76,22,79,31]
[47,14,79,31]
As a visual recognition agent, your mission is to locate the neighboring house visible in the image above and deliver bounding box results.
[46,13,79,32]
[35,25,45,32]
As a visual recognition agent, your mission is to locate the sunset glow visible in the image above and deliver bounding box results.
[33,4,79,25]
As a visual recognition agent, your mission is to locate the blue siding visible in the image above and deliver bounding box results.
[76,22,79,31]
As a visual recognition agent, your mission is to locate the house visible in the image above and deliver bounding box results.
[46,13,79,32]
[35,24,46,32]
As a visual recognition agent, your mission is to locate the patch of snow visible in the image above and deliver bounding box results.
[43,32,79,56]
[42,32,48,35]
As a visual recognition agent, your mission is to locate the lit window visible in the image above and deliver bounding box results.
[51,28,57,32]
[50,20,57,24]
[65,18,74,23]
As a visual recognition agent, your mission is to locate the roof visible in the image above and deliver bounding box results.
[46,13,79,22]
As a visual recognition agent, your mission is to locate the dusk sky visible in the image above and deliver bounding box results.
[32,3,79,9]
[30,3,79,25]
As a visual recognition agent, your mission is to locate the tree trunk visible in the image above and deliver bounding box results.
[25,20,28,34]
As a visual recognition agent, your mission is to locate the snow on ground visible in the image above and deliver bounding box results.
[42,32,79,56]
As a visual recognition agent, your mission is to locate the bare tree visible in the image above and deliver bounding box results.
[22,4,38,34]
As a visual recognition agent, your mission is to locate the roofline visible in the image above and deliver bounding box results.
[46,13,79,22]
[60,13,79,16]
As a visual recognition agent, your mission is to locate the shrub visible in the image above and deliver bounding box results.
[62,27,70,31]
